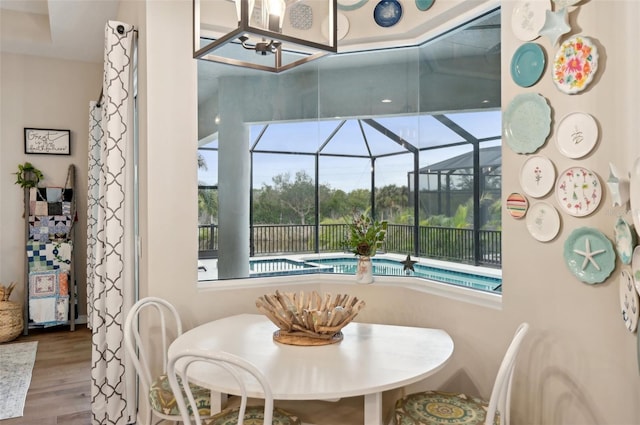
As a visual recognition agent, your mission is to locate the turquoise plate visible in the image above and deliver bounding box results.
[563,227,615,284]
[510,43,546,87]
[338,0,369,11]
[415,0,435,11]
[503,93,551,154]
[614,217,636,265]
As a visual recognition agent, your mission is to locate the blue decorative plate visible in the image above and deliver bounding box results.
[510,42,546,87]
[373,0,402,27]
[614,217,636,265]
[503,93,551,154]
[415,0,435,11]
[563,227,615,284]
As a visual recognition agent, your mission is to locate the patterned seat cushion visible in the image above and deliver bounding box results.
[205,405,301,425]
[394,391,500,425]
[149,374,211,417]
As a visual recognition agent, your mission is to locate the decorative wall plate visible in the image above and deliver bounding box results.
[503,93,552,154]
[289,3,313,30]
[338,0,369,11]
[607,163,630,207]
[555,112,598,159]
[620,270,639,332]
[630,159,640,239]
[552,36,599,94]
[510,43,546,87]
[555,167,602,217]
[526,201,560,242]
[563,227,615,284]
[415,0,435,11]
[519,155,555,198]
[373,0,402,27]
[321,13,350,41]
[538,7,571,46]
[614,217,636,265]
[632,246,640,296]
[506,192,528,219]
[511,0,551,41]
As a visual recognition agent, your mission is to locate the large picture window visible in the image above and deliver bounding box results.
[197,7,501,293]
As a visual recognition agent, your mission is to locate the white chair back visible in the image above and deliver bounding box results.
[484,322,530,425]
[168,348,276,425]
[124,297,183,416]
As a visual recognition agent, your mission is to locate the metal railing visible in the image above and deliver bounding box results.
[198,223,501,267]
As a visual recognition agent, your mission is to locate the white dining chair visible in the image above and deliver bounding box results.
[124,296,212,425]
[393,322,530,425]
[167,347,301,425]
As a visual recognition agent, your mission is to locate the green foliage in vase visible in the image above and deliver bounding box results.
[345,212,387,257]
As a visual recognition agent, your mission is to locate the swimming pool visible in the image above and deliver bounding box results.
[249,256,501,293]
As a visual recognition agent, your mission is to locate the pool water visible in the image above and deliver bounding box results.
[249,257,501,293]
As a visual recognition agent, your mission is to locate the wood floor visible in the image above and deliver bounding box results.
[3,326,92,425]
[1,326,380,425]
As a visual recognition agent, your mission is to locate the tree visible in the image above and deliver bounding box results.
[271,171,315,224]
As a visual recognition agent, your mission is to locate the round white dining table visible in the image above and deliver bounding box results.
[168,313,454,425]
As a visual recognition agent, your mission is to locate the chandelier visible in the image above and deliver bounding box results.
[194,0,338,73]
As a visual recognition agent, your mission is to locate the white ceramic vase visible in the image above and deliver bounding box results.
[355,256,374,284]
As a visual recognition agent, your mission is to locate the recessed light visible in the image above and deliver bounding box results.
[381,99,392,103]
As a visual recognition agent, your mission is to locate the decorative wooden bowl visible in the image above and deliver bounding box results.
[256,290,365,346]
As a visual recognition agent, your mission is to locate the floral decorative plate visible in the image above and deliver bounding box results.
[511,0,551,41]
[552,35,599,94]
[555,112,598,159]
[614,217,636,265]
[373,0,402,27]
[555,167,602,217]
[506,192,528,219]
[520,155,555,198]
[510,42,546,87]
[526,201,560,242]
[620,270,639,332]
[563,227,615,284]
[503,93,552,154]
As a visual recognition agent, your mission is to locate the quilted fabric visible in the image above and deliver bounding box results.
[205,406,301,425]
[394,391,500,425]
[149,374,211,417]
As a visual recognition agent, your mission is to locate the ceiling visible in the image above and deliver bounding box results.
[0,0,498,64]
[0,0,119,63]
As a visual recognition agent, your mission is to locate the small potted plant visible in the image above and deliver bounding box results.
[14,162,43,189]
[345,212,387,284]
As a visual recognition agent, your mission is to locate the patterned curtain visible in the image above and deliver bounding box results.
[87,21,136,425]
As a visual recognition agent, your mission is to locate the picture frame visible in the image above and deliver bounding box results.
[24,128,71,155]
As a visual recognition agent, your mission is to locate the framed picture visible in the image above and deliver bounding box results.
[24,128,71,155]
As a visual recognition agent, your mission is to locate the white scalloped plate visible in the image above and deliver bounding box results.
[552,36,599,95]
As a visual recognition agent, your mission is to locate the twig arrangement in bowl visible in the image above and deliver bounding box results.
[255,290,366,346]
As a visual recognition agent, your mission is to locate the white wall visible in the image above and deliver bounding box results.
[0,53,101,318]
